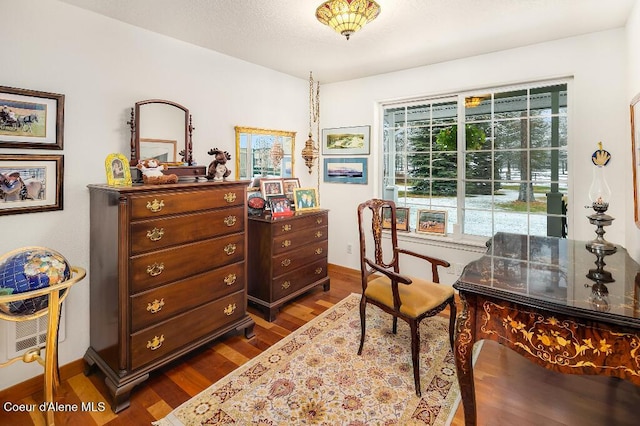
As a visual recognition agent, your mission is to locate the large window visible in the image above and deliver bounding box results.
[382,81,568,238]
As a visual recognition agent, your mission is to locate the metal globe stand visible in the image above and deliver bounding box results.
[586,201,617,254]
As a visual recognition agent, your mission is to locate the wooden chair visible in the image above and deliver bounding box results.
[356,199,456,397]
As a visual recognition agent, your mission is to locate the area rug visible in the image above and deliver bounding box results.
[154,293,471,426]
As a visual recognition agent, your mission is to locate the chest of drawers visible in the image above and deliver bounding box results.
[247,209,330,321]
[84,182,254,413]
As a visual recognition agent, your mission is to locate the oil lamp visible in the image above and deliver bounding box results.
[586,142,616,254]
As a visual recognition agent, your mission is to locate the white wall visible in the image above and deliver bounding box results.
[320,28,631,276]
[0,0,309,389]
[626,1,640,258]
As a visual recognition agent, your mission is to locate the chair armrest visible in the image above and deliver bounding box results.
[396,248,450,283]
[365,259,412,285]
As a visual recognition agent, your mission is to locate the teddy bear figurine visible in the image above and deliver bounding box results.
[137,158,179,185]
[207,148,232,181]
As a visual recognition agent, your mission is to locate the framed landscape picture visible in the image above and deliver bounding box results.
[322,125,370,155]
[0,86,64,149]
[323,157,367,184]
[383,206,410,231]
[417,209,447,235]
[0,154,63,216]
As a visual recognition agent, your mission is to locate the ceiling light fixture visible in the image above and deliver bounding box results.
[316,0,381,40]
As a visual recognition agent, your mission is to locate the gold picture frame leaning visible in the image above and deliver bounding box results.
[105,153,132,186]
[293,187,319,211]
[631,92,640,228]
[382,206,410,231]
[416,209,447,235]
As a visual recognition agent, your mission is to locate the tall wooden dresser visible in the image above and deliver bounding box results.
[248,209,330,321]
[84,181,254,412]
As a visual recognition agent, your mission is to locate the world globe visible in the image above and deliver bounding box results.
[0,248,71,316]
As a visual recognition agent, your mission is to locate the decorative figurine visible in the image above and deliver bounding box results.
[136,158,179,185]
[207,148,232,181]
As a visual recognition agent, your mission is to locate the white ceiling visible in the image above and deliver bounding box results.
[59,0,636,83]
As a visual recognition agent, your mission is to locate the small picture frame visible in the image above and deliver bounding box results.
[282,177,300,201]
[105,153,132,186]
[382,207,410,231]
[417,209,447,235]
[260,178,284,197]
[268,195,293,217]
[293,187,319,211]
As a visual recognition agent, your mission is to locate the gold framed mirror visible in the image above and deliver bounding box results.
[631,92,640,227]
[235,126,296,180]
[130,99,193,166]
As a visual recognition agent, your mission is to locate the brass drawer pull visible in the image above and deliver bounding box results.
[282,281,291,289]
[315,248,323,255]
[224,273,237,286]
[316,217,323,224]
[146,298,165,314]
[224,215,237,227]
[224,243,237,255]
[315,267,323,275]
[281,240,291,248]
[282,224,292,232]
[146,199,165,213]
[146,227,165,241]
[281,258,291,267]
[146,335,165,351]
[224,192,237,203]
[224,303,237,316]
[315,231,323,238]
[146,262,165,277]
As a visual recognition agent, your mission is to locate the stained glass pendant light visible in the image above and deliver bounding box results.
[316,0,381,40]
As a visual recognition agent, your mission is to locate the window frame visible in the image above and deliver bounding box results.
[379,78,571,242]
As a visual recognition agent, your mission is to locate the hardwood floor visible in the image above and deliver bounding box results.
[1,265,638,425]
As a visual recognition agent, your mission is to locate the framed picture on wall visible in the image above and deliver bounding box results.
[0,154,64,216]
[0,85,65,150]
[323,157,368,184]
[322,126,370,155]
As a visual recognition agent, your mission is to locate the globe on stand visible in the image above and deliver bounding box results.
[0,247,71,316]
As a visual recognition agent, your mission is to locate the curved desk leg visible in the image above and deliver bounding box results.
[454,292,478,426]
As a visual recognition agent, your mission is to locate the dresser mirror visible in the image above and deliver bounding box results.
[235,126,296,180]
[130,99,193,166]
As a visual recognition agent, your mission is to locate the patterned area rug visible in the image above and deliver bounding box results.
[154,293,470,426]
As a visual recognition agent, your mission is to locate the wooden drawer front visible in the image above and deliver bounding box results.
[272,212,328,237]
[273,259,328,300]
[130,234,245,293]
[130,291,245,370]
[272,225,327,256]
[130,262,245,332]
[130,187,244,219]
[131,206,244,254]
[272,240,328,277]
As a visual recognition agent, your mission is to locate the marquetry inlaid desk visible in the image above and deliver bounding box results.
[453,232,640,426]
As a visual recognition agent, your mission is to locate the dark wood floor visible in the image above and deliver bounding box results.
[1,265,638,425]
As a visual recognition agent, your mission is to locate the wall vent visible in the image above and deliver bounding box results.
[2,304,66,362]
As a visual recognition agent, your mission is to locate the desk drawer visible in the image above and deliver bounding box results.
[130,262,245,332]
[130,233,244,293]
[272,225,327,255]
[272,259,327,300]
[272,212,328,237]
[130,291,245,370]
[131,206,244,254]
[130,187,244,219]
[272,240,328,277]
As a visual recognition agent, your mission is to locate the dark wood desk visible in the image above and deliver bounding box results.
[453,232,640,425]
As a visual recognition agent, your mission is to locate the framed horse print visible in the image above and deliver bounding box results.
[0,86,65,150]
[0,154,64,216]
